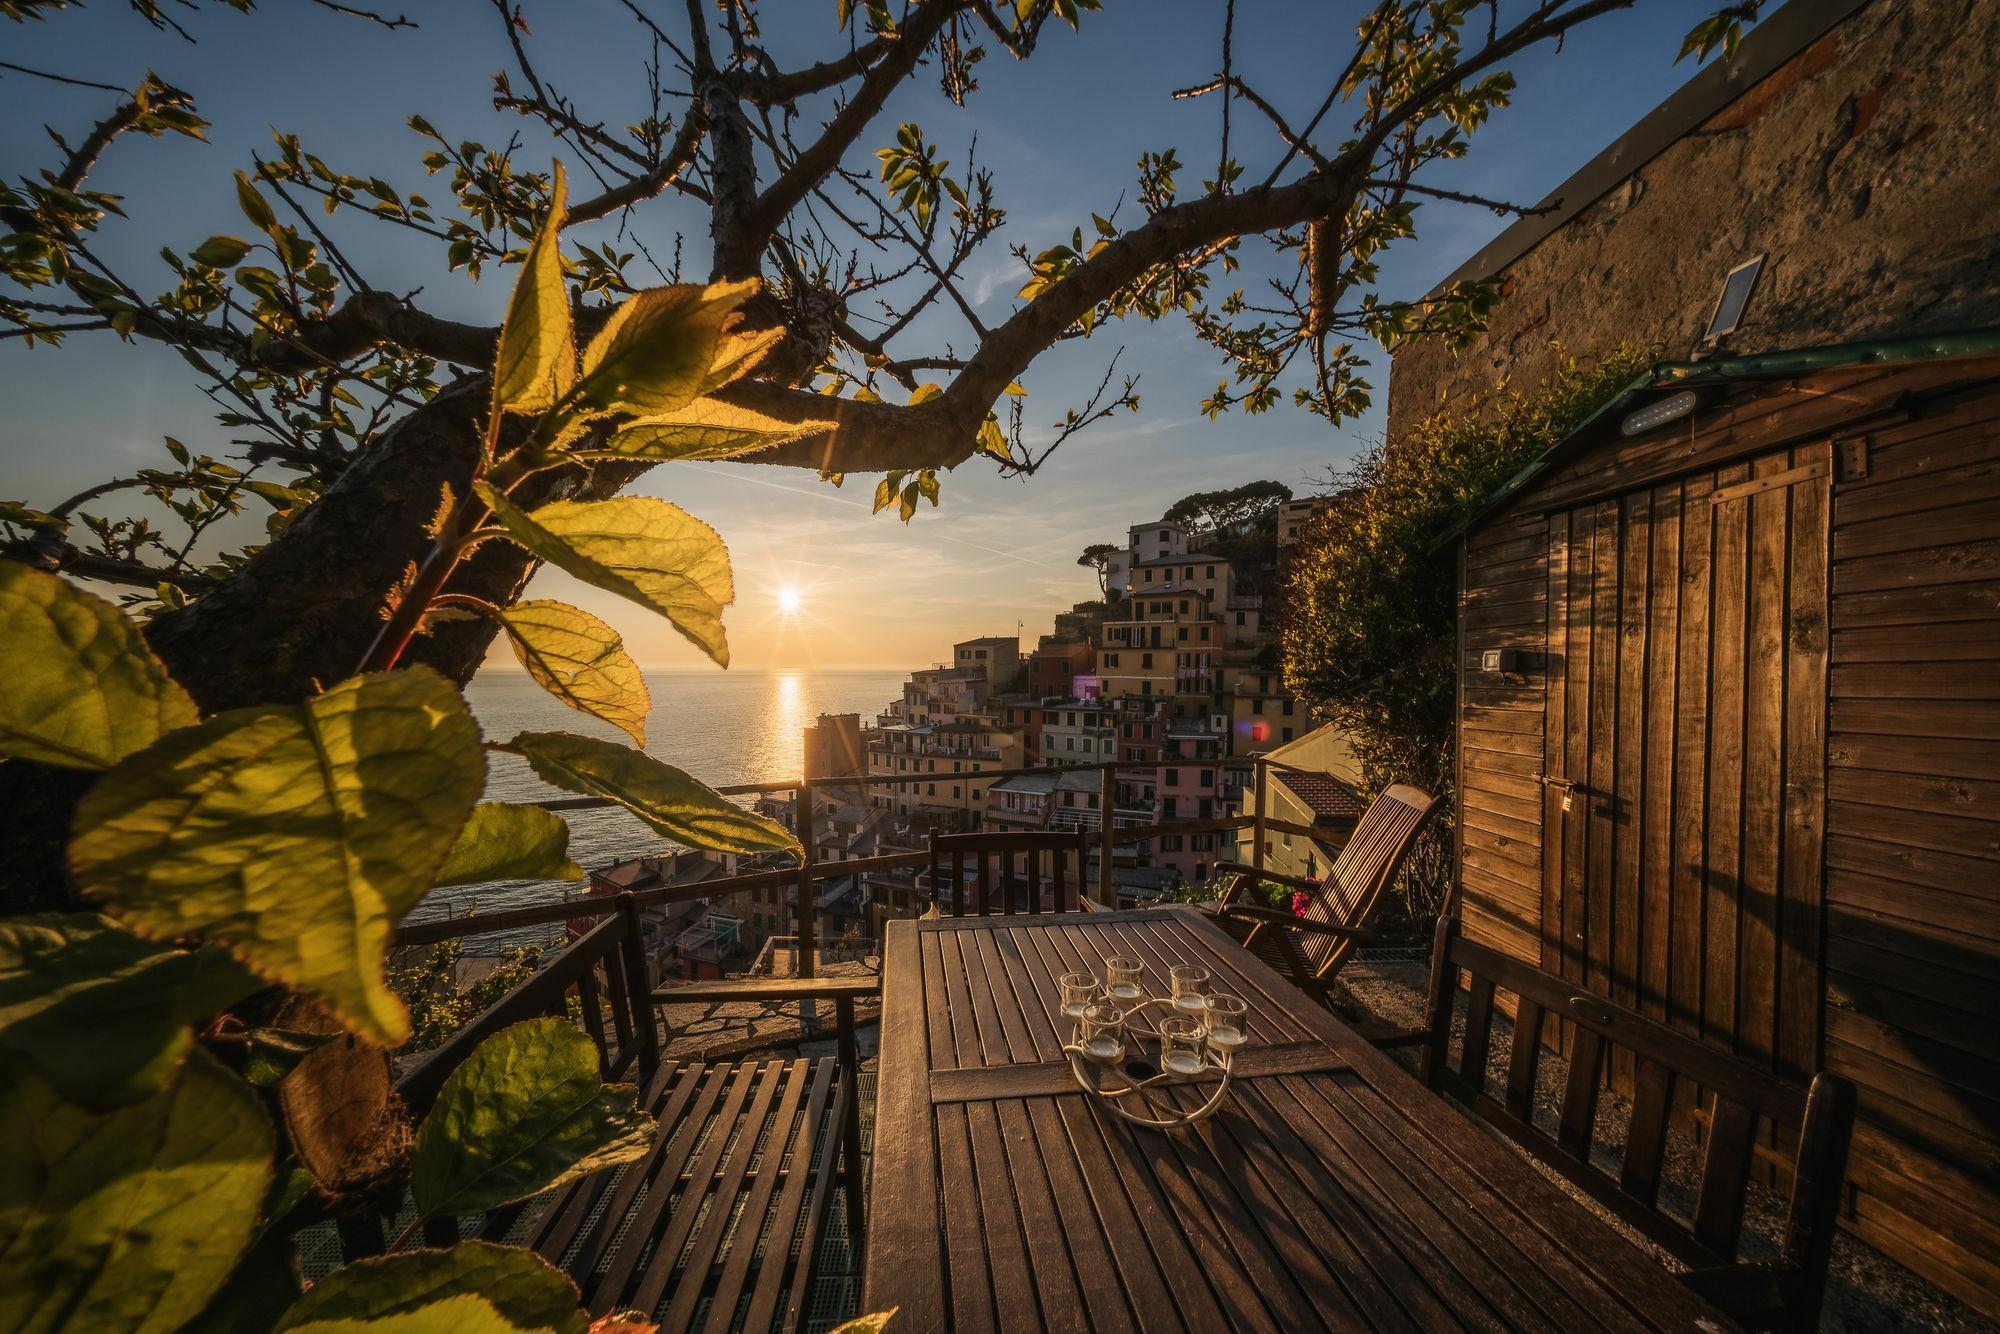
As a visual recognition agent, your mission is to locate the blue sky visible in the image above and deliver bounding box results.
[1,0,1724,669]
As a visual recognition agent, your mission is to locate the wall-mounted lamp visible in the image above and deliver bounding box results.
[1620,390,1700,437]
[1481,648,1524,675]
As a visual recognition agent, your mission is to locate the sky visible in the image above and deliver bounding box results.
[0,0,1728,670]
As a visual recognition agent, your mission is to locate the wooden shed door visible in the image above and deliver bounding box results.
[1542,441,1830,1080]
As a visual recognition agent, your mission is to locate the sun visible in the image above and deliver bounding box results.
[777,586,802,614]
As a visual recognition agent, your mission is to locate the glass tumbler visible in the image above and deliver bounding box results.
[1077,1002,1126,1064]
[1158,1014,1207,1076]
[1203,993,1249,1053]
[1104,956,1145,1002]
[1059,971,1099,1021]
[1169,964,1211,1016]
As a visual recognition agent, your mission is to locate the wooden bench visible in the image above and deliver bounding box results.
[381,894,876,1333]
[1419,915,1857,1334]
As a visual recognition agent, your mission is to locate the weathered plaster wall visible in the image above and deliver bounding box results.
[1386,0,2000,440]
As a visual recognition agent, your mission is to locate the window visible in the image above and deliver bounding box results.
[953,761,962,773]
[1282,727,1293,743]
[1144,569,1154,582]
[1179,599,1189,613]
[1200,769,1213,786]
[1158,529,1169,540]
[952,786,960,798]
[1199,626,1211,642]
[1067,711,1077,726]
[1106,653,1119,667]
[1252,699,1264,715]
[1164,797,1178,818]
[1066,737,1075,751]
[1282,699,1294,716]
[927,783,936,795]
[1142,681,1152,695]
[1205,565,1215,578]
[1164,768,1180,785]
[1183,566,1194,580]
[972,789,981,800]
[1235,611,1246,626]
[929,759,937,772]
[1141,653,1153,669]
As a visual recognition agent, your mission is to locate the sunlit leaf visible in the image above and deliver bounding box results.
[826,1315,899,1334]
[435,802,583,888]
[493,161,574,415]
[234,170,276,232]
[0,1049,273,1334]
[189,235,254,268]
[68,667,484,1045]
[574,398,832,464]
[476,486,734,667]
[513,731,799,857]
[493,599,650,745]
[697,325,785,395]
[0,913,260,1108]
[283,1294,530,1334]
[0,563,199,770]
[274,1241,587,1334]
[907,383,942,405]
[411,1019,655,1217]
[575,279,759,416]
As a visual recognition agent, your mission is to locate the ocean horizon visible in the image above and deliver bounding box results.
[408,668,908,951]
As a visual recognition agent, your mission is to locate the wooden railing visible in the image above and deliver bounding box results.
[390,755,1344,973]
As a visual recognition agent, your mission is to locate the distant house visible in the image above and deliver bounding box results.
[1412,0,2000,1310]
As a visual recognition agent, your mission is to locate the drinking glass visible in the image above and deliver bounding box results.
[1203,993,1249,1052]
[1169,964,1211,1016]
[1078,1002,1126,1064]
[1059,971,1099,1021]
[1104,956,1145,1002]
[1158,1014,1207,1076]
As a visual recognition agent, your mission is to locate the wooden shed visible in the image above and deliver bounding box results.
[1448,332,2000,1311]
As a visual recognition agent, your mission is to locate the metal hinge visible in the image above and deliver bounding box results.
[1834,435,1870,483]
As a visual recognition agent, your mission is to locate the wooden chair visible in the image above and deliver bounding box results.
[1207,781,1442,1007]
[1419,915,1857,1334]
[358,895,876,1334]
[926,827,1090,915]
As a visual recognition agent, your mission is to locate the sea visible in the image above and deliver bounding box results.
[405,669,907,952]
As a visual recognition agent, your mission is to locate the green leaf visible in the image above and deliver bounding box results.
[907,382,942,405]
[575,279,759,416]
[242,1028,337,1086]
[68,667,484,1045]
[512,731,799,857]
[435,802,583,887]
[0,1049,274,1334]
[235,170,277,232]
[190,235,254,267]
[283,1294,530,1334]
[574,398,832,464]
[0,914,261,1108]
[275,1241,586,1333]
[493,161,574,415]
[698,324,786,396]
[411,1018,655,1217]
[0,563,199,770]
[475,486,734,668]
[493,599,650,746]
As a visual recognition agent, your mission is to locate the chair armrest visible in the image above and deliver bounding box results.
[1218,903,1370,940]
[652,977,881,1004]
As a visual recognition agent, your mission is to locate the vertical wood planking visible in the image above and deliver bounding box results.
[1782,447,1831,1083]
[1542,510,1570,980]
[1612,489,1653,1088]
[1739,450,1792,1070]
[1641,483,1684,1027]
[1705,461,1752,1053]
[1586,498,1622,1002]
[1671,475,1717,1042]
[1562,505,1597,997]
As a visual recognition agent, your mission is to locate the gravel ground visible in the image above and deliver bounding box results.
[1338,956,1999,1334]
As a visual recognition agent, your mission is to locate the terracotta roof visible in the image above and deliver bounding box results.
[1279,772,1367,824]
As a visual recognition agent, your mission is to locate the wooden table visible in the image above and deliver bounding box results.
[864,907,1740,1334]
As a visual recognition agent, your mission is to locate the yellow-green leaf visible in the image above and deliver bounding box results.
[0,1049,273,1334]
[574,398,832,464]
[575,279,759,416]
[827,1315,899,1334]
[494,599,650,744]
[493,161,574,415]
[284,1294,529,1334]
[476,485,734,668]
[0,563,198,770]
[513,731,799,857]
[273,1241,586,1334]
[411,1019,655,1217]
[235,170,276,232]
[68,667,484,1045]
[435,803,582,888]
[698,324,786,395]
[0,914,261,1109]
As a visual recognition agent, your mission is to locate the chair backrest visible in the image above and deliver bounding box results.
[1420,916,1856,1331]
[1293,781,1442,977]
[926,828,1090,915]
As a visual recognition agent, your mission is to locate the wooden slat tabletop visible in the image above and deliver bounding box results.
[865,907,1741,1334]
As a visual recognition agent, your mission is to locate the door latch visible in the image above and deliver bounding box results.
[1534,772,1579,813]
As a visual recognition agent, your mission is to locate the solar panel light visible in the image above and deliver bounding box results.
[1481,648,1524,675]
[1703,253,1766,343]
[1620,390,1700,437]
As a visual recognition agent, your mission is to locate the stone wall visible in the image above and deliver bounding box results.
[1386,0,2000,440]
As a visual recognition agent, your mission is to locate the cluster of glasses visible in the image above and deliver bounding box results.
[1056,957,1249,1129]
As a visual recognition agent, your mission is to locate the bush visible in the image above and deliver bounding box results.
[1282,345,1651,924]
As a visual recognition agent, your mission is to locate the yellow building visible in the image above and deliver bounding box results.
[865,714,1023,829]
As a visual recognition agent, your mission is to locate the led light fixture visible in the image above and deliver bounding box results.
[1620,390,1700,437]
